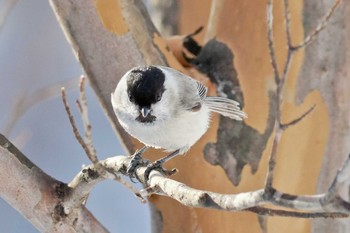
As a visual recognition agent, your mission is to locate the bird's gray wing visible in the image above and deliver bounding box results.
[159,66,246,120]
[178,73,208,112]
[178,71,247,120]
[161,66,207,112]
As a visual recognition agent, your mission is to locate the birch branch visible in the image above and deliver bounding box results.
[62,154,350,217]
[0,134,108,232]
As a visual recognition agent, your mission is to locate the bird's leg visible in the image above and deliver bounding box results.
[144,149,180,182]
[127,146,149,178]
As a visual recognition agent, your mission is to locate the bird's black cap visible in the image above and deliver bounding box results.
[126,66,166,109]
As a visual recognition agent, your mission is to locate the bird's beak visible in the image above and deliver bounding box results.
[141,107,151,118]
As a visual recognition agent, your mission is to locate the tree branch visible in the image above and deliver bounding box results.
[62,154,350,217]
[0,134,108,232]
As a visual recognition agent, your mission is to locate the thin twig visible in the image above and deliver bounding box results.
[283,0,292,48]
[264,122,282,191]
[278,0,295,96]
[280,105,316,129]
[61,87,91,157]
[278,48,293,96]
[292,0,341,50]
[267,0,280,84]
[265,0,284,190]
[78,76,98,164]
[247,207,348,218]
[76,99,83,113]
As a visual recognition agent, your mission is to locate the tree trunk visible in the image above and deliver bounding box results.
[174,0,350,232]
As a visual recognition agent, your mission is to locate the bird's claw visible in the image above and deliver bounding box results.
[127,152,146,182]
[144,160,178,183]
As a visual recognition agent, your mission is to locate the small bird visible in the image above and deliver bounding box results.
[111,65,247,181]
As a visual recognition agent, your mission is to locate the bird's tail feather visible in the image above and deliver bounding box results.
[205,96,247,120]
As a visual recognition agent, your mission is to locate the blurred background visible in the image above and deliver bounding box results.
[0,0,179,232]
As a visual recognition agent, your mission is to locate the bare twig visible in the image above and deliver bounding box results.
[61,87,91,157]
[264,122,282,191]
[292,0,341,50]
[265,0,285,191]
[280,105,316,129]
[78,76,98,164]
[76,99,83,113]
[283,0,292,48]
[247,207,347,218]
[279,0,294,93]
[267,0,280,84]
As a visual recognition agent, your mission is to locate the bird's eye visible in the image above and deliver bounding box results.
[155,94,162,101]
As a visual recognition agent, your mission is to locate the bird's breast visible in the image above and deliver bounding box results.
[118,106,211,153]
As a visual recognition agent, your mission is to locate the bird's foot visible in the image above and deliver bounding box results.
[144,160,177,183]
[127,147,148,182]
